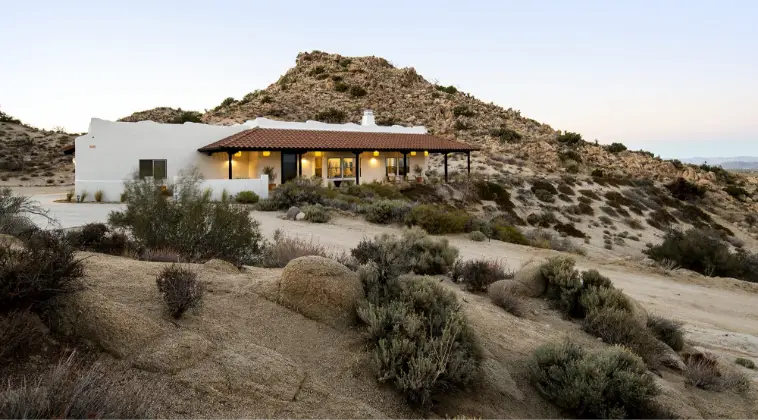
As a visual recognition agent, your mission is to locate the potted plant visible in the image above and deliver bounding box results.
[413,164,424,183]
[262,166,277,191]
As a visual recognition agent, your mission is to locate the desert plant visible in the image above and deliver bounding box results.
[260,229,330,268]
[270,177,325,209]
[435,84,458,94]
[646,315,684,351]
[351,228,459,276]
[530,340,660,419]
[261,166,277,182]
[0,309,44,363]
[490,126,522,143]
[584,308,666,368]
[66,223,131,255]
[155,264,204,319]
[488,283,525,317]
[141,247,181,262]
[735,357,755,369]
[108,166,263,266]
[65,190,74,202]
[685,352,750,392]
[665,177,706,201]
[0,230,84,313]
[235,190,260,204]
[78,190,88,202]
[0,353,155,418]
[606,142,628,153]
[557,132,583,146]
[313,108,347,123]
[490,221,528,245]
[220,189,229,203]
[0,188,52,235]
[348,85,367,97]
[363,199,411,225]
[723,185,749,200]
[468,230,486,242]
[451,258,512,292]
[405,204,471,234]
[333,81,349,92]
[94,190,104,202]
[524,229,585,255]
[303,204,331,223]
[255,198,279,211]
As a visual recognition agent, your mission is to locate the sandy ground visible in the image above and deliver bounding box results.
[18,189,758,370]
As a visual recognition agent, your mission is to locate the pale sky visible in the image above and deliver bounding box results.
[1,0,756,158]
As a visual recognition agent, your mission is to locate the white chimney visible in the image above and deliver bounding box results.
[361,109,375,126]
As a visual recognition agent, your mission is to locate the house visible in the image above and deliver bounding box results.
[67,110,478,202]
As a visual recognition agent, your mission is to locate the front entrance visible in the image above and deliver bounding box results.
[281,153,298,183]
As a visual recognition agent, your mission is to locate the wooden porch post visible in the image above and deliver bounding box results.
[467,151,471,175]
[298,153,303,177]
[402,152,408,181]
[227,151,233,179]
[444,152,448,182]
[354,151,361,185]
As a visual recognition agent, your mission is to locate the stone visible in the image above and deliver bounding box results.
[204,258,239,273]
[278,256,362,329]
[132,330,213,374]
[295,211,306,220]
[513,260,548,298]
[285,206,301,220]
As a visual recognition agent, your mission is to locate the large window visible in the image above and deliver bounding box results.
[327,157,356,178]
[139,159,167,180]
[385,157,407,177]
[315,156,323,178]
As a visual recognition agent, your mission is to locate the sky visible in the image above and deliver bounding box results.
[1,0,756,159]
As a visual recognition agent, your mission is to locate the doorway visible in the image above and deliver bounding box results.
[282,153,298,183]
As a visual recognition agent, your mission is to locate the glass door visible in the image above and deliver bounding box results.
[282,153,298,183]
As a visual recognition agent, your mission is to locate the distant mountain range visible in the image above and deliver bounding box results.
[682,156,758,170]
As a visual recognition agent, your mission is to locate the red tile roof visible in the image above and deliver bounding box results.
[197,128,478,153]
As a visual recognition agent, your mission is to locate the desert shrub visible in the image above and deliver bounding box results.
[645,228,758,282]
[0,187,50,236]
[530,340,660,419]
[348,85,367,97]
[624,218,644,230]
[723,185,749,200]
[557,183,574,196]
[66,223,131,256]
[489,283,525,317]
[155,264,204,319]
[490,221,528,245]
[468,230,486,242]
[451,259,512,292]
[578,189,600,200]
[351,228,458,276]
[405,204,471,234]
[554,222,586,238]
[540,257,582,314]
[363,199,411,224]
[665,177,706,201]
[735,357,755,369]
[527,211,557,228]
[490,127,522,143]
[584,308,666,367]
[0,109,21,124]
[646,315,684,351]
[313,108,347,123]
[557,132,583,146]
[600,205,618,218]
[260,229,330,268]
[0,353,154,418]
[334,81,349,92]
[685,353,750,392]
[255,198,279,211]
[214,96,236,110]
[108,167,263,266]
[356,271,481,407]
[94,190,104,202]
[533,189,554,203]
[270,177,325,209]
[473,180,514,211]
[303,204,331,223]
[606,142,627,153]
[169,110,203,124]
[235,190,259,204]
[0,230,84,313]
[452,105,475,117]
[0,309,45,363]
[531,179,558,195]
[578,285,632,317]
[141,247,181,262]
[646,208,677,230]
[525,229,585,255]
[435,84,458,94]
[65,190,74,202]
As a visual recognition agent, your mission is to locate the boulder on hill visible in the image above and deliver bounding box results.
[278,256,362,329]
[204,258,240,273]
[513,261,548,298]
[285,206,301,220]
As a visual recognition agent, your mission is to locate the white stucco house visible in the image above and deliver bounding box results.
[65,110,477,202]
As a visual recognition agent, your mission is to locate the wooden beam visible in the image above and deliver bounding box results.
[227,151,233,179]
[467,151,471,175]
[354,151,361,185]
[444,152,448,182]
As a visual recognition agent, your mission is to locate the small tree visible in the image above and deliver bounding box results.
[557,132,583,146]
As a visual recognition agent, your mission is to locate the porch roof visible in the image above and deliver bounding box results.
[197,128,479,154]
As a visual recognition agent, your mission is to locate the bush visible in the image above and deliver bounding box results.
[94,190,104,202]
[303,204,331,223]
[452,105,475,117]
[0,309,44,363]
[451,259,512,292]
[0,353,154,418]
[578,189,600,200]
[645,228,758,282]
[435,84,458,94]
[488,283,525,317]
[490,127,522,143]
[646,315,684,351]
[66,223,131,256]
[606,142,628,153]
[363,199,411,224]
[0,230,84,313]
[155,265,204,319]
[141,247,181,262]
[0,187,50,236]
[270,177,325,209]
[357,272,481,407]
[473,181,515,211]
[584,308,666,368]
[405,204,471,234]
[685,352,749,392]
[540,257,582,313]
[735,357,755,369]
[490,221,528,245]
[468,230,486,241]
[235,190,260,204]
[524,229,585,255]
[554,222,586,238]
[0,109,21,124]
[723,185,749,200]
[260,229,330,268]
[348,85,367,97]
[65,190,74,202]
[108,167,263,266]
[557,132,583,146]
[530,340,660,419]
[255,199,279,211]
[665,178,706,201]
[351,228,459,276]
[314,108,347,123]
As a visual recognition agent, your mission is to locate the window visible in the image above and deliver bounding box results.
[327,157,356,179]
[138,159,167,180]
[315,156,323,178]
[385,157,407,177]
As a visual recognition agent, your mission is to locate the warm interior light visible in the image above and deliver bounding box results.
[234,151,242,157]
[301,158,307,164]
[373,150,379,157]
[262,151,271,157]
[315,151,322,157]
[410,151,416,156]
[424,151,429,156]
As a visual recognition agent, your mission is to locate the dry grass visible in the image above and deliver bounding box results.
[261,229,330,268]
[488,282,526,317]
[684,353,750,392]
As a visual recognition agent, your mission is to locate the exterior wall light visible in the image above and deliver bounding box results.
[410,151,416,156]
[234,151,242,157]
[262,151,271,157]
[315,151,322,157]
[373,150,379,157]
[424,151,429,156]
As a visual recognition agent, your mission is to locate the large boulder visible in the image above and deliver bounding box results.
[278,256,362,329]
[52,290,164,358]
[513,260,548,298]
[285,206,301,220]
[132,330,213,374]
[204,258,239,273]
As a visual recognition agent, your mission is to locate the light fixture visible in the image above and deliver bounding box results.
[410,151,416,156]
[424,151,429,156]
[373,150,379,157]
[315,151,322,157]
[234,151,242,157]
[262,151,271,157]
[301,158,307,164]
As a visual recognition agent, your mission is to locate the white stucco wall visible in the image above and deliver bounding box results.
[175,176,269,201]
[74,118,248,201]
